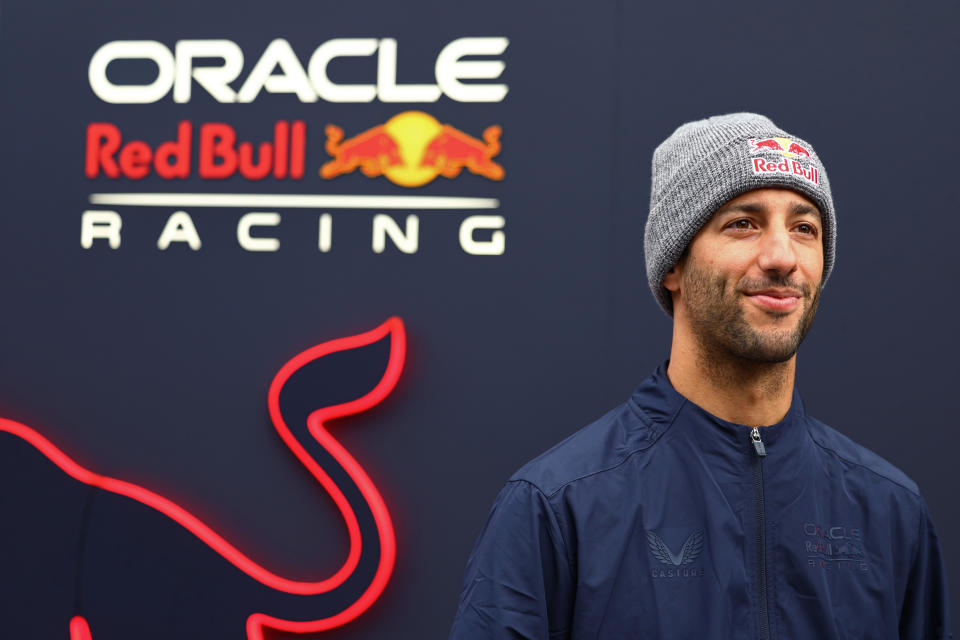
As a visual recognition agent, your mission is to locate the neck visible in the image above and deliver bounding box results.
[666,326,796,427]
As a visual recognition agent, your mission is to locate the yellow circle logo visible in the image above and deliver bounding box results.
[320,111,504,188]
[382,111,444,187]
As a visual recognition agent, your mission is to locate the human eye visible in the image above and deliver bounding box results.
[725,218,754,231]
[794,222,819,236]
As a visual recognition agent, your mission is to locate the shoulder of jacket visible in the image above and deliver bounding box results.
[806,416,920,497]
[509,400,671,497]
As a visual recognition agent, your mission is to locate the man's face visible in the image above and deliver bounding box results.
[666,188,825,363]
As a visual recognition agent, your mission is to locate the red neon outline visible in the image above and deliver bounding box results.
[1,317,405,639]
[70,615,93,640]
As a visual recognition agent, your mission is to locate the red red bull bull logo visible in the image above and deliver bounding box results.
[747,137,819,187]
[321,111,504,187]
[751,156,820,187]
[748,137,811,158]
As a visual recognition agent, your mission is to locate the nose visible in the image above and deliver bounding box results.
[756,226,797,276]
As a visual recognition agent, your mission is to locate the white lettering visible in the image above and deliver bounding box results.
[436,38,509,102]
[174,40,243,103]
[376,39,441,103]
[372,214,419,253]
[81,210,122,249]
[157,211,201,250]
[90,37,509,103]
[237,39,317,103]
[459,215,505,255]
[318,213,332,252]
[81,210,513,256]
[237,212,281,252]
[89,41,175,104]
[308,39,378,102]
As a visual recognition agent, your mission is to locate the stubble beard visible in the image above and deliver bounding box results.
[681,258,821,366]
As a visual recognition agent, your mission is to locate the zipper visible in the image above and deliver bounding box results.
[751,427,770,640]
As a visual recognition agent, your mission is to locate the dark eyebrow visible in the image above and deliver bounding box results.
[790,202,821,217]
[715,202,765,215]
[715,201,821,218]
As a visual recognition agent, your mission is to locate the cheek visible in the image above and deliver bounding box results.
[696,257,749,288]
[799,247,824,281]
[682,261,728,301]
[694,243,753,273]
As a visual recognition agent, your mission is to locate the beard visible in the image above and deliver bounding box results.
[680,257,821,364]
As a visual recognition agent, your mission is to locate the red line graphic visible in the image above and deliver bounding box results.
[0,317,405,639]
[70,615,93,640]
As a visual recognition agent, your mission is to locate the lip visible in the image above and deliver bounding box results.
[744,289,802,312]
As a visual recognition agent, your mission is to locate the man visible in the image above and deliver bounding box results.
[448,113,951,639]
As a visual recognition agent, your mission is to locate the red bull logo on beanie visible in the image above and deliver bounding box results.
[321,111,504,187]
[750,138,785,153]
[751,156,820,187]
[747,138,819,187]
[748,137,810,158]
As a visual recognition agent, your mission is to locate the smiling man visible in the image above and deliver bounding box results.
[663,187,823,429]
[448,114,951,639]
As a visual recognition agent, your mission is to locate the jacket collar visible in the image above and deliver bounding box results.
[629,362,809,467]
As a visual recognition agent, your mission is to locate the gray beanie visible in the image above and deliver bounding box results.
[644,113,836,316]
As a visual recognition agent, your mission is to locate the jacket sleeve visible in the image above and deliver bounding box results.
[899,494,952,639]
[448,479,574,640]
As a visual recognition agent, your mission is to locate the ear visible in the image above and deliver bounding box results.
[662,262,682,293]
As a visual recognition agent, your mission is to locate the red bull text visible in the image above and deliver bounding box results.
[751,156,820,187]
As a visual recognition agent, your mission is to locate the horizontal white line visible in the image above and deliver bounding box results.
[88,193,500,210]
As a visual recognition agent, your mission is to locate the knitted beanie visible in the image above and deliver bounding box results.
[644,113,835,316]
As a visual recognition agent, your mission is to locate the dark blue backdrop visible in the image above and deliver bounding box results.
[0,0,957,637]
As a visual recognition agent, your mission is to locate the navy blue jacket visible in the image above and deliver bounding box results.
[449,366,951,639]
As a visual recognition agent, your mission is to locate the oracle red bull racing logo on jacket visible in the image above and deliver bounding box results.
[747,137,819,187]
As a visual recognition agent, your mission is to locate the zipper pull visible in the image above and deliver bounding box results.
[751,427,767,457]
